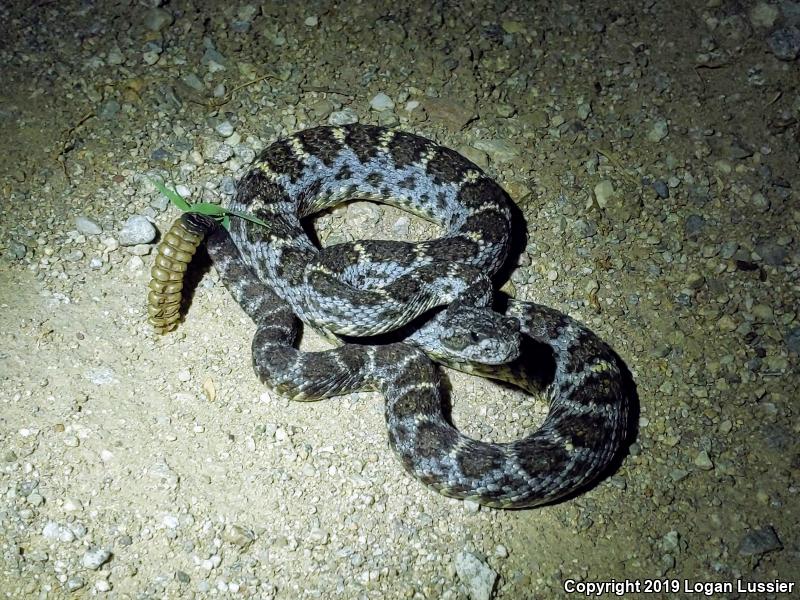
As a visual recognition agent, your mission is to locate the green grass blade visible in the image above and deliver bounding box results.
[148,175,267,230]
[225,208,269,228]
[148,177,192,212]
[186,202,228,217]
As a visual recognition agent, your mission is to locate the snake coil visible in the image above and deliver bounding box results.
[147,212,217,333]
[144,125,630,507]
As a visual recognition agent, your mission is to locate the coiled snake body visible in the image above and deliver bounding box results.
[149,125,630,508]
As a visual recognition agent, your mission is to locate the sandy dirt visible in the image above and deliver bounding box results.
[1,1,798,598]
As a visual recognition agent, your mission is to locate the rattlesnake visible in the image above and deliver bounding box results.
[148,124,630,508]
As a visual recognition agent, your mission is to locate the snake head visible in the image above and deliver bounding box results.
[439,305,522,365]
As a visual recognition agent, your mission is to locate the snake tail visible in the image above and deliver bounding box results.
[147,212,218,333]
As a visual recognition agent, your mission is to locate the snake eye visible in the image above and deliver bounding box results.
[469,331,481,343]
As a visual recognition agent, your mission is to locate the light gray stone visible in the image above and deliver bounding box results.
[455,551,497,600]
[118,216,156,246]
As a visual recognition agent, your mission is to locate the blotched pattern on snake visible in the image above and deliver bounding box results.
[149,124,631,508]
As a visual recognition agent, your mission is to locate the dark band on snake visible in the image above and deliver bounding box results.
[147,124,630,508]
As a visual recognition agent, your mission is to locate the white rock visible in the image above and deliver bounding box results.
[370,92,395,112]
[463,499,480,513]
[74,216,102,235]
[455,551,497,600]
[107,46,124,66]
[694,450,714,470]
[64,498,83,512]
[163,514,179,529]
[216,121,234,137]
[81,547,112,570]
[647,119,669,142]
[392,216,410,237]
[593,180,615,207]
[309,528,329,545]
[42,521,62,540]
[118,215,156,246]
[328,109,358,125]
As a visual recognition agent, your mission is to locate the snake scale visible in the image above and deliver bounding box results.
[149,124,630,508]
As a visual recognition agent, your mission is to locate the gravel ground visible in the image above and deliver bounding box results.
[1,1,798,598]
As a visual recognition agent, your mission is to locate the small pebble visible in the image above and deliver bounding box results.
[472,139,518,163]
[42,521,62,540]
[106,46,124,65]
[574,218,597,238]
[74,215,102,235]
[694,450,714,470]
[81,547,112,570]
[144,8,173,32]
[309,528,329,545]
[328,109,359,125]
[738,525,782,556]
[670,469,690,482]
[652,180,669,198]
[215,121,235,137]
[463,499,480,513]
[786,327,800,354]
[370,92,395,112]
[176,570,191,583]
[755,241,786,266]
[684,214,705,239]
[65,577,85,592]
[660,530,680,553]
[162,514,179,529]
[5,241,26,259]
[223,524,255,548]
[647,119,669,142]
[750,192,769,212]
[142,50,160,66]
[751,304,773,322]
[64,497,84,513]
[208,141,234,163]
[750,3,779,28]
[685,273,705,289]
[118,216,156,246]
[767,26,800,61]
[593,180,615,207]
[455,551,497,600]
